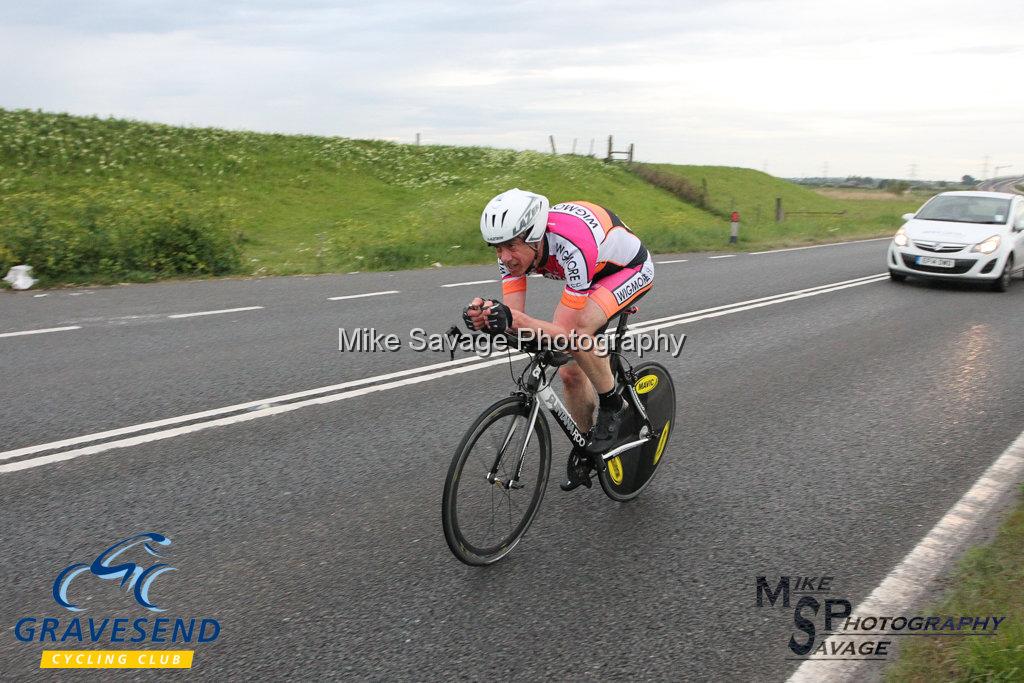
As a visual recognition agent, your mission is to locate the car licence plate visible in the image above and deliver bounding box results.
[916,256,956,268]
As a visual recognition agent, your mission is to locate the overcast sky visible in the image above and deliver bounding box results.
[1,0,1022,180]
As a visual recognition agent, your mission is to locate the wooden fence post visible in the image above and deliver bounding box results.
[607,135,613,161]
[549,135,557,155]
[775,197,784,222]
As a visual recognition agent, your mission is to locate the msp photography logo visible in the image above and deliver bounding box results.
[756,575,1008,661]
[13,532,221,670]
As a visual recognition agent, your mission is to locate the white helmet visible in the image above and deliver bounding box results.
[480,188,550,245]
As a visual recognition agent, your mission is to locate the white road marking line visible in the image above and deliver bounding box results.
[441,279,497,288]
[655,259,689,264]
[0,325,81,339]
[628,274,887,332]
[708,255,736,259]
[750,237,891,255]
[0,353,492,462]
[0,354,521,474]
[167,306,264,319]
[1,273,891,474]
[631,276,888,335]
[327,290,399,301]
[786,428,1024,683]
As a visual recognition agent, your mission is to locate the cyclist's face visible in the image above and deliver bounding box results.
[494,239,537,276]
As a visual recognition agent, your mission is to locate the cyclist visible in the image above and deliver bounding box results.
[463,188,654,490]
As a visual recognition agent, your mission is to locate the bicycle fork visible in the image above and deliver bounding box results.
[487,396,541,490]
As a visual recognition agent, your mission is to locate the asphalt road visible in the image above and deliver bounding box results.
[2,238,1024,681]
[976,175,1024,193]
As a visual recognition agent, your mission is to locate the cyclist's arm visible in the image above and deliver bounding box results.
[505,289,525,313]
[509,302,577,340]
[499,256,527,313]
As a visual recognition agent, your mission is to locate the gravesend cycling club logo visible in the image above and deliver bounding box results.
[13,532,221,670]
[756,575,1008,661]
[53,532,176,612]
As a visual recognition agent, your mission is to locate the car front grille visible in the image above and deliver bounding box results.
[901,254,976,274]
[913,240,967,253]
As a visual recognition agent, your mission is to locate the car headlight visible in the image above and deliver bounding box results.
[893,228,909,247]
[972,235,1001,254]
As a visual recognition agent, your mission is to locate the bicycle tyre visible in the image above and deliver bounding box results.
[442,395,551,565]
[598,361,676,502]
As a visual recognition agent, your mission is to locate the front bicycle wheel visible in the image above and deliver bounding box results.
[442,396,551,566]
[598,361,676,502]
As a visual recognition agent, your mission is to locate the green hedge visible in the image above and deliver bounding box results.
[0,187,241,283]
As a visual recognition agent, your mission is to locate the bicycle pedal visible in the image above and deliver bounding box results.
[559,473,592,492]
[560,452,594,491]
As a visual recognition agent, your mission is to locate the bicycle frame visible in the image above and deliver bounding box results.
[486,313,656,490]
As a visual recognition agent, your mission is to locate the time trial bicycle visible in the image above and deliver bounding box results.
[441,306,678,565]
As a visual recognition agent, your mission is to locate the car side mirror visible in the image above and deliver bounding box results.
[1014,217,1024,232]
[902,213,916,222]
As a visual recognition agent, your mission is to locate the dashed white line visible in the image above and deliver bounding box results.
[708,255,736,259]
[750,237,891,255]
[167,306,264,319]
[0,325,81,339]
[1,273,890,474]
[327,290,400,301]
[441,279,497,288]
[656,259,689,264]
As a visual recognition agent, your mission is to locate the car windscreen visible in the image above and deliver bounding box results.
[915,196,1011,224]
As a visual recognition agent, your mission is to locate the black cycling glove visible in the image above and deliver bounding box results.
[462,305,478,331]
[484,301,513,335]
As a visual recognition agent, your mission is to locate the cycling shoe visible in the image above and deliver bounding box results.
[587,401,627,454]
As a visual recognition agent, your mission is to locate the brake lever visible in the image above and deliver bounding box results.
[445,325,464,361]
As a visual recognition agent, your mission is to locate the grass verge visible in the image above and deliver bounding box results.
[885,487,1024,682]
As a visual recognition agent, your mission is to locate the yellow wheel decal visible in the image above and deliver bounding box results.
[607,457,624,485]
[653,420,670,465]
[635,375,659,394]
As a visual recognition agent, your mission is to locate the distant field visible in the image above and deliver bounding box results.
[1,108,924,285]
[640,164,925,249]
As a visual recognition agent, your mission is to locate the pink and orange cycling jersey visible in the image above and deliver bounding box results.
[499,201,652,315]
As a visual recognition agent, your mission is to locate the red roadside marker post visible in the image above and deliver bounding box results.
[730,211,740,244]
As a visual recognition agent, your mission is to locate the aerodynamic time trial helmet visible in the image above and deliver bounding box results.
[479,188,550,245]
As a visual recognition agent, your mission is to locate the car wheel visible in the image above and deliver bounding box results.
[991,257,1013,292]
[889,270,907,283]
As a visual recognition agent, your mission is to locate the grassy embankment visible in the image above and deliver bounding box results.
[885,486,1024,681]
[636,163,926,248]
[0,108,718,285]
[1,108,922,286]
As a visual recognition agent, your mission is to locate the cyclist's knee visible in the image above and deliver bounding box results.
[576,301,609,336]
[558,364,589,392]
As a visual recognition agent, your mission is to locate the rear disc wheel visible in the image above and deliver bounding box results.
[597,361,676,502]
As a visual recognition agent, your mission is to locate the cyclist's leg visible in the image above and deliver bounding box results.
[553,302,609,432]
[576,252,654,392]
[581,255,655,449]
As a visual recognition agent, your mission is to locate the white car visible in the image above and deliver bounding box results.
[888,191,1024,291]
